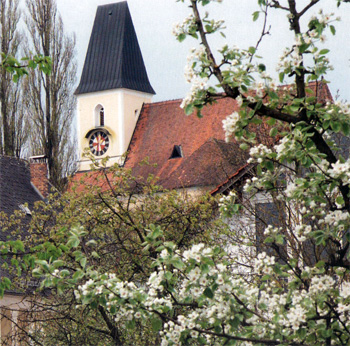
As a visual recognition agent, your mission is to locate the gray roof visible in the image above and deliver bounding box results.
[75,1,155,95]
[0,156,43,219]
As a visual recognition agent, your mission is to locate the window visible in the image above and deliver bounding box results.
[255,202,286,261]
[94,104,105,127]
[169,145,183,159]
[100,108,104,126]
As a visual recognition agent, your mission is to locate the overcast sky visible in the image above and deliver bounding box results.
[56,0,350,102]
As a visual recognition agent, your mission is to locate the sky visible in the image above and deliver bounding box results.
[56,0,350,103]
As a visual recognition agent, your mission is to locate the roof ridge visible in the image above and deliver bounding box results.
[147,80,329,106]
[98,1,127,8]
[144,98,183,107]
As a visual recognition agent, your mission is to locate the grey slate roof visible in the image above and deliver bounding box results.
[0,156,44,219]
[75,1,155,95]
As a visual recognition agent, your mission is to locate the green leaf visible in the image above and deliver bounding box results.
[268,91,279,100]
[80,257,87,268]
[248,46,256,55]
[345,232,350,242]
[319,49,330,55]
[269,127,278,137]
[91,251,100,259]
[170,257,185,269]
[177,33,186,42]
[341,122,350,136]
[297,327,307,339]
[252,11,260,21]
[298,43,310,54]
[240,143,249,150]
[151,317,162,332]
[72,270,85,281]
[336,196,344,206]
[265,160,274,172]
[164,271,173,281]
[184,103,194,115]
[203,287,214,299]
[273,265,283,275]
[67,236,80,248]
[330,25,336,35]
[331,121,341,133]
[258,63,266,72]
[214,325,222,333]
[315,260,325,268]
[126,319,136,330]
[266,117,276,126]
[279,72,285,83]
[2,277,11,288]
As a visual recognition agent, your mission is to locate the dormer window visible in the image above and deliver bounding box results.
[95,104,105,127]
[170,145,183,159]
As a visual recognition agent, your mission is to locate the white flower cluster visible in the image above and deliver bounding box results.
[328,160,350,184]
[294,224,312,242]
[309,275,335,295]
[254,252,276,275]
[276,46,303,73]
[218,190,237,215]
[322,210,349,226]
[77,278,95,297]
[52,269,61,277]
[203,18,225,33]
[326,100,350,116]
[172,14,196,38]
[274,136,296,160]
[264,225,281,236]
[340,282,350,299]
[180,77,208,110]
[184,46,208,83]
[284,182,297,198]
[315,9,340,25]
[70,238,350,346]
[276,11,339,77]
[222,111,240,142]
[248,144,273,163]
[183,243,214,262]
[286,305,307,331]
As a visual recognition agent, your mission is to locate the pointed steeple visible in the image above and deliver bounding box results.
[75,1,155,95]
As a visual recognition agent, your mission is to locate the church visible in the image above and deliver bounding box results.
[71,1,333,195]
[72,1,262,193]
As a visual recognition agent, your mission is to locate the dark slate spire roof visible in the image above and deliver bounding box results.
[75,1,155,95]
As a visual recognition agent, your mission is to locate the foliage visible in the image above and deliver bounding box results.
[0,161,222,345]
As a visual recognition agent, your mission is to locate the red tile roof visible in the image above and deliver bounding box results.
[71,81,333,192]
[124,97,248,189]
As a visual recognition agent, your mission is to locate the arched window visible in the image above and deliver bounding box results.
[100,108,104,126]
[94,104,105,127]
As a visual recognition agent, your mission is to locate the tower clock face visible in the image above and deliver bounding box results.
[89,130,110,156]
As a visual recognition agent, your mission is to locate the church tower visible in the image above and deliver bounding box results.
[75,1,155,171]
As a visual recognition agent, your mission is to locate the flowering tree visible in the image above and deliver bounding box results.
[4,0,350,345]
[61,0,350,345]
[0,161,222,346]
